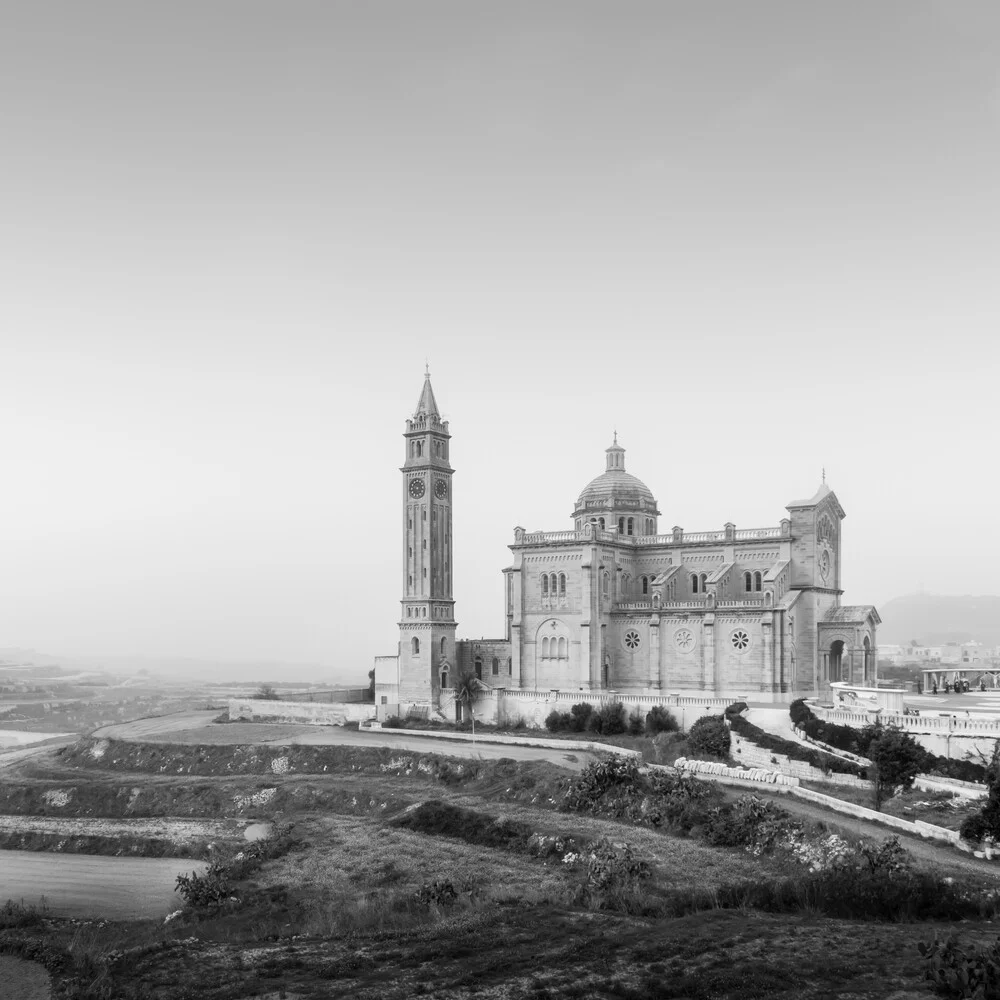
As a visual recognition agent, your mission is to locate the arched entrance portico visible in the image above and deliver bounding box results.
[827,639,845,683]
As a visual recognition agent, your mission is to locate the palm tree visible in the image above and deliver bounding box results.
[453,670,489,740]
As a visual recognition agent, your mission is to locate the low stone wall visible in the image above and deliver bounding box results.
[674,757,798,786]
[229,699,376,726]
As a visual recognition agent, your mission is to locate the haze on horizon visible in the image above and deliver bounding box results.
[1,2,998,681]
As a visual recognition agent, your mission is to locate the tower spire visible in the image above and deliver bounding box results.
[413,364,440,418]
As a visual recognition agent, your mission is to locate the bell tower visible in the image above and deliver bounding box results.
[398,366,457,704]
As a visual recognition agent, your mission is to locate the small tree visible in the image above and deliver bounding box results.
[453,671,489,739]
[687,715,731,760]
[367,668,375,702]
[960,743,1000,843]
[253,684,279,700]
[862,722,928,810]
[645,705,679,735]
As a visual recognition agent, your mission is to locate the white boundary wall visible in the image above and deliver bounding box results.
[229,699,375,726]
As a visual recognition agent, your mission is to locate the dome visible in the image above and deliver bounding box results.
[577,469,656,507]
[573,436,660,519]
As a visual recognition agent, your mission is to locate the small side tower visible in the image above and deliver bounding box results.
[398,366,457,704]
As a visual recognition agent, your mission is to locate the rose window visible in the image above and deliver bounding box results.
[673,628,695,652]
[624,630,641,651]
[730,629,751,652]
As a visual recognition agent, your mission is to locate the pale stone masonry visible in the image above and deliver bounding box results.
[380,372,881,715]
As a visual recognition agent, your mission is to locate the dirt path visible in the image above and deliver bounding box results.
[93,710,220,740]
[93,712,596,769]
[0,850,206,918]
[0,956,50,1000]
[0,814,248,841]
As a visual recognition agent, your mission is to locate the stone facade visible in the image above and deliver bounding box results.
[378,372,881,713]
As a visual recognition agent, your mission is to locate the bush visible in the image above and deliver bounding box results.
[560,756,718,834]
[545,710,567,732]
[686,715,731,759]
[597,701,627,736]
[702,794,794,854]
[645,705,679,735]
[175,864,234,908]
[919,934,1000,999]
[570,702,595,732]
[414,881,458,907]
[627,708,645,736]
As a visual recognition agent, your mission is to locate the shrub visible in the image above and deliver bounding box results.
[175,864,234,908]
[686,715,730,759]
[545,710,566,732]
[627,708,645,736]
[583,839,650,892]
[414,881,458,907]
[597,701,627,736]
[569,702,595,732]
[645,705,679,735]
[919,934,1000,999]
[702,794,794,855]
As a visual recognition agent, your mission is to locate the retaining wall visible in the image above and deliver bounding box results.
[674,756,964,849]
[729,729,870,789]
[229,700,376,726]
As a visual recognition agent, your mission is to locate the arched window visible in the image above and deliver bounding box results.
[691,574,699,594]
[559,573,566,597]
[550,573,558,595]
[541,575,548,596]
[507,657,512,675]
[411,637,420,655]
[474,657,483,679]
[441,669,448,688]
[598,517,605,529]
[492,656,499,676]
[627,517,634,535]
[541,636,549,658]
[744,572,752,592]
[603,572,610,596]
[700,573,708,591]
[416,441,422,457]
[618,517,625,534]
[754,572,762,592]
[642,576,648,595]
[557,637,566,658]
[440,637,447,654]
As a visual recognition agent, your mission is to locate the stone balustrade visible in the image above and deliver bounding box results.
[811,702,1000,735]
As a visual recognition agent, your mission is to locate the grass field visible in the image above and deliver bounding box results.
[3,735,999,998]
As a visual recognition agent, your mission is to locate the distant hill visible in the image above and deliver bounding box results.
[877,594,1000,647]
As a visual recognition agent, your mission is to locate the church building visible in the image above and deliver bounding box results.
[378,371,880,713]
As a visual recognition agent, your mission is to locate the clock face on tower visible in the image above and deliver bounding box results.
[408,479,425,499]
[435,479,448,499]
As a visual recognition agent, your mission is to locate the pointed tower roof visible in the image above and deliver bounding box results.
[413,363,440,419]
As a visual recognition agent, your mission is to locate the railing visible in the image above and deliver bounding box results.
[633,534,675,546]
[515,526,784,546]
[733,527,782,540]
[615,601,654,611]
[811,702,1000,735]
[661,600,706,608]
[717,600,764,608]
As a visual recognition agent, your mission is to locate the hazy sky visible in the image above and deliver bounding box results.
[1,2,998,678]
